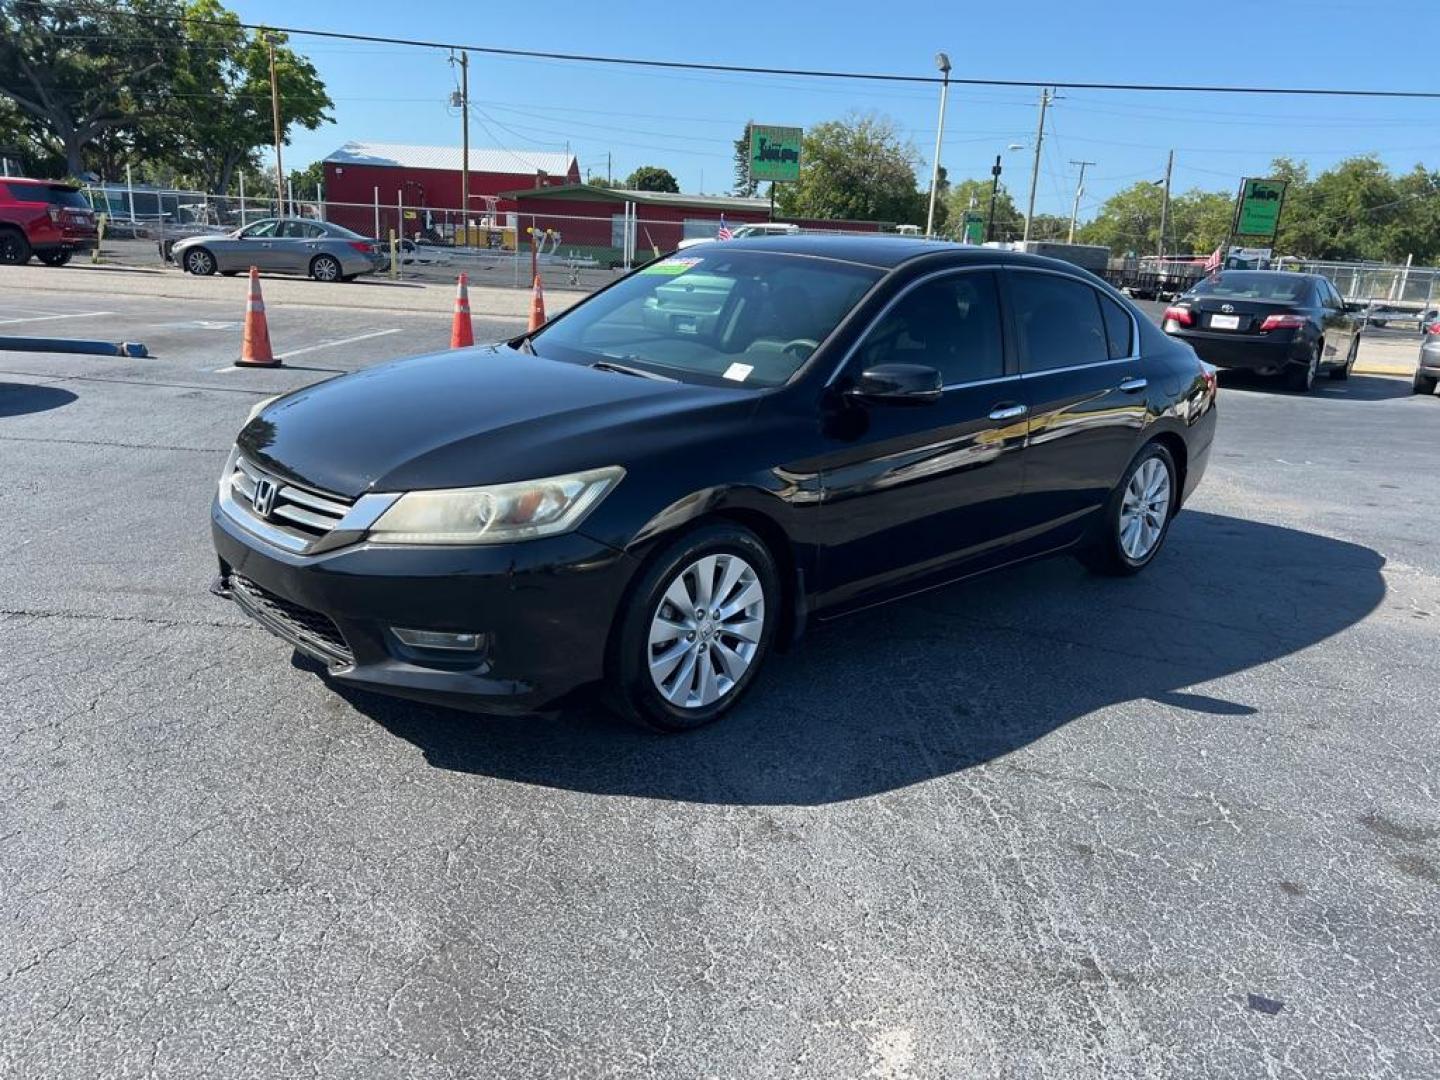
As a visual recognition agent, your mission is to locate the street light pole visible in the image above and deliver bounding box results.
[1023,88,1052,243]
[1067,159,1095,244]
[925,52,951,238]
[265,32,285,216]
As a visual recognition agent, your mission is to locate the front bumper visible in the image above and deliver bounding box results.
[211,498,640,715]
[1166,329,1307,373]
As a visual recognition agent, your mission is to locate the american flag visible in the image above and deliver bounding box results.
[716,215,733,241]
[1204,245,1224,273]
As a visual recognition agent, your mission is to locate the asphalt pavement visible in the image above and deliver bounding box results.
[2,274,1439,1079]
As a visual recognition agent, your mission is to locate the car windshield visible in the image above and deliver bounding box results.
[531,250,882,387]
[1190,272,1309,303]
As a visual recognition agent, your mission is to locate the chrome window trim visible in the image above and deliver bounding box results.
[823,263,1008,388]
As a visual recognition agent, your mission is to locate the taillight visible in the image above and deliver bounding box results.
[1259,313,1306,331]
[1426,322,1440,335]
[1163,306,1194,327]
[348,241,373,254]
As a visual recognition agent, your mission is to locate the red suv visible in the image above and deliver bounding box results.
[0,178,99,266]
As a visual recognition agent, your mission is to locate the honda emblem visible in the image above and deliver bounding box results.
[252,477,277,518]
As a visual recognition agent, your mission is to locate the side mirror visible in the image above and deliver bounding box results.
[846,363,943,405]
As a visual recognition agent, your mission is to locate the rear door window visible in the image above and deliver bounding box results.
[1009,271,1110,372]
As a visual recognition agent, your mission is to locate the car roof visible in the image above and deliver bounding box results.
[3,177,78,189]
[716,233,1112,276]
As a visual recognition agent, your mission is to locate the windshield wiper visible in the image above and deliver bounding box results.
[514,336,536,355]
[590,359,676,382]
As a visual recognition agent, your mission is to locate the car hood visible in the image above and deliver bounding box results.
[237,345,755,497]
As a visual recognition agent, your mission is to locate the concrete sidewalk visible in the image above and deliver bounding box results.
[1355,336,1420,377]
[0,262,586,320]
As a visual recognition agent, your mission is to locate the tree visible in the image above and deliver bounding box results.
[946,177,1020,240]
[1077,181,1167,255]
[775,114,923,224]
[0,0,181,177]
[166,3,332,194]
[732,123,757,197]
[626,165,679,193]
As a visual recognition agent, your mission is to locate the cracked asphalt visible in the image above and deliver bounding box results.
[2,277,1439,1079]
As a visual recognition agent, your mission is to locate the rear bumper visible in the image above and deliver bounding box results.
[1165,329,1308,373]
[211,498,641,715]
[1417,345,1440,377]
[34,238,96,253]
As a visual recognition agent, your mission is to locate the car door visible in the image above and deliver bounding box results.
[1003,268,1150,546]
[273,219,316,272]
[223,219,280,272]
[1318,279,1356,365]
[811,268,1030,612]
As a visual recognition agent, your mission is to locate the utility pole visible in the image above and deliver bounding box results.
[1067,159,1095,245]
[1023,88,1052,243]
[986,154,1003,243]
[1156,149,1174,258]
[925,52,952,238]
[607,151,612,186]
[450,51,470,242]
[265,33,284,216]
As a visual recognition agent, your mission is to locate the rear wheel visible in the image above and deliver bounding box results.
[608,523,778,732]
[35,248,72,267]
[183,247,216,276]
[1080,442,1177,577]
[0,228,31,265]
[1414,371,1438,396]
[1329,334,1358,380]
[1285,342,1319,392]
[310,254,342,282]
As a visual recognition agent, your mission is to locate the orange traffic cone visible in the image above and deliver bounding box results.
[528,274,547,332]
[450,272,474,349]
[235,266,279,367]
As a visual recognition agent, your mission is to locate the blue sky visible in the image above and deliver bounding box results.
[233,0,1439,220]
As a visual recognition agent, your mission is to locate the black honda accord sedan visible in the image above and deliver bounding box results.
[211,237,1217,731]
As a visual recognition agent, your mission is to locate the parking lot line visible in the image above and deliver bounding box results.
[212,328,403,372]
[0,310,113,326]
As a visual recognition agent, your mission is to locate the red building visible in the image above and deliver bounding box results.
[322,141,579,238]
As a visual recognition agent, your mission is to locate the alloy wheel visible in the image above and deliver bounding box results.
[313,256,340,282]
[185,249,213,275]
[1118,457,1171,562]
[647,553,765,709]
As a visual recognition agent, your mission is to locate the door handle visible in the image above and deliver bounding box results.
[988,403,1028,421]
[1118,377,1148,393]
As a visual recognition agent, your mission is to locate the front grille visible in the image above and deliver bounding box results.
[226,456,354,550]
[230,573,353,666]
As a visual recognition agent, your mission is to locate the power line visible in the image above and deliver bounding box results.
[36,0,1440,100]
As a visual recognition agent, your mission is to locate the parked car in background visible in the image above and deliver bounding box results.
[397,238,452,267]
[0,177,98,266]
[171,217,386,281]
[1415,327,1440,395]
[1161,270,1360,391]
[1418,309,1439,338]
[210,238,1216,731]
[677,222,799,250]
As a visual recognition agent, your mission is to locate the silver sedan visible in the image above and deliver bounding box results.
[171,218,386,282]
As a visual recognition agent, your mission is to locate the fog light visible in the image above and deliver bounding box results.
[392,628,485,651]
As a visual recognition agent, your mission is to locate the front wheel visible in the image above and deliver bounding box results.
[310,254,342,282]
[36,248,72,267]
[608,523,779,732]
[1080,442,1178,577]
[0,229,32,265]
[183,247,216,275]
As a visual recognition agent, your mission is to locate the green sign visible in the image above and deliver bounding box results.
[750,125,803,183]
[961,210,985,245]
[1235,178,1287,239]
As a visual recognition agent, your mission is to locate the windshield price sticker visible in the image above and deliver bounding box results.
[722,363,753,382]
[641,257,703,276]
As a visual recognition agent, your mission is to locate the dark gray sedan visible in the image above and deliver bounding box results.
[171,217,386,282]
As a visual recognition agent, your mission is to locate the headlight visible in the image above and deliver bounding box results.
[367,466,624,545]
[245,394,279,424]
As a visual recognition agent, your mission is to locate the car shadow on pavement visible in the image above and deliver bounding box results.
[0,382,78,417]
[1220,370,1413,401]
[330,511,1385,806]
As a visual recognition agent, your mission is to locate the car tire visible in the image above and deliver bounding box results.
[1414,372,1438,396]
[0,228,32,265]
[183,247,216,276]
[607,522,779,733]
[310,254,342,282]
[35,249,72,267]
[1079,441,1178,578]
[1285,343,1319,392]
[1329,335,1358,380]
